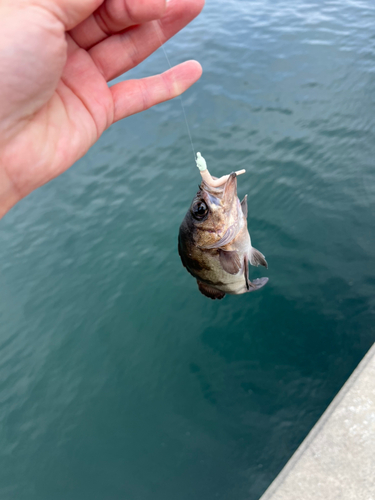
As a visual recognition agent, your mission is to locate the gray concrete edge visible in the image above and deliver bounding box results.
[259,342,375,500]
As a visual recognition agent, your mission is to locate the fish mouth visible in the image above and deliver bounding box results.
[201,172,238,207]
[222,173,238,209]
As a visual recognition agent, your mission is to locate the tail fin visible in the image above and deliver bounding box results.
[249,247,268,268]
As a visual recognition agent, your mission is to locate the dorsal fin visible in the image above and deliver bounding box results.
[241,195,248,218]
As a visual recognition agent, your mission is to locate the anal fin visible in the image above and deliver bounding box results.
[197,281,225,300]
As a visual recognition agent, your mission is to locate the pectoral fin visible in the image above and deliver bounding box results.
[219,250,242,275]
[249,247,268,268]
[197,281,226,300]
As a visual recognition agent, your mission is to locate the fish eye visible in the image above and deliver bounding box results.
[192,201,208,220]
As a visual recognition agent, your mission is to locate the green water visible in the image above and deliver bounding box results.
[1,0,375,499]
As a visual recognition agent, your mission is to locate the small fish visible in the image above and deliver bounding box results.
[178,173,268,300]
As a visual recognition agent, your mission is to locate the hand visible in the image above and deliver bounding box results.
[0,0,204,218]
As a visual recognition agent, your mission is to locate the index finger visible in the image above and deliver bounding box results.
[69,0,167,50]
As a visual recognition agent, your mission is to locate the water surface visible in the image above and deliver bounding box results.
[0,0,374,498]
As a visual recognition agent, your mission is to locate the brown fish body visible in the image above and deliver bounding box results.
[178,174,268,300]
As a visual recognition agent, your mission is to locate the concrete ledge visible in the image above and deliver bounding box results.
[260,343,375,500]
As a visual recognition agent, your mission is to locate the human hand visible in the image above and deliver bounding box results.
[0,0,204,218]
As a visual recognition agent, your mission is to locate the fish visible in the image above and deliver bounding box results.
[178,173,268,300]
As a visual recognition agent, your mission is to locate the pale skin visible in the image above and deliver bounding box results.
[0,0,204,219]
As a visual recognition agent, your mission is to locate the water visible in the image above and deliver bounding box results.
[1,0,374,498]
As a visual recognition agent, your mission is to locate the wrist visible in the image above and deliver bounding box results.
[0,168,21,219]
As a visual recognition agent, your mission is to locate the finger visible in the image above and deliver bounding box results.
[111,60,202,122]
[89,0,204,82]
[34,0,104,30]
[69,0,167,50]
[61,35,114,137]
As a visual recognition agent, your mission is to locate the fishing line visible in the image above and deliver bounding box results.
[155,27,196,161]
